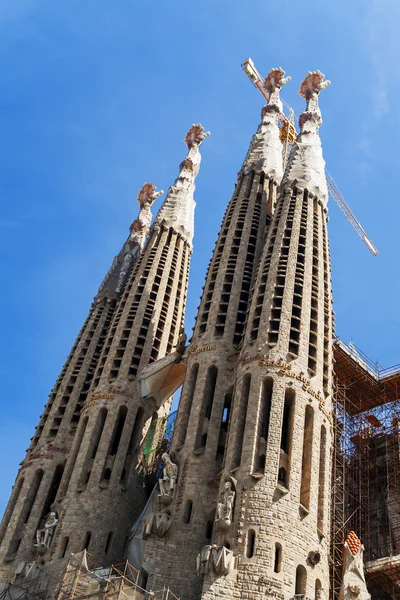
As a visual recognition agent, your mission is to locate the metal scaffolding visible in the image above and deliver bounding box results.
[331,338,400,600]
[0,553,179,600]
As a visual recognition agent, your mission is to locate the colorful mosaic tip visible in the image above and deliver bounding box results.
[136,183,163,208]
[263,67,291,94]
[298,70,331,99]
[184,124,210,148]
[345,531,362,556]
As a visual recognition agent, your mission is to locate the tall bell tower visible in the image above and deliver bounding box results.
[142,68,293,599]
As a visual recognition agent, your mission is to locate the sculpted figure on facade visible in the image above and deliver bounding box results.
[339,531,371,600]
[215,478,236,531]
[143,511,172,540]
[158,452,178,504]
[34,511,58,549]
[196,544,235,577]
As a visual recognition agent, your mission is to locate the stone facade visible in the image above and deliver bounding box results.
[0,180,162,579]
[0,126,208,581]
[142,70,334,600]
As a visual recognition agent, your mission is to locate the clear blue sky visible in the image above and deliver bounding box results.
[1,0,399,518]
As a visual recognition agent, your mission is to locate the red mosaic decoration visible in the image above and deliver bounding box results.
[263,67,291,94]
[137,182,158,209]
[345,531,362,556]
[184,124,210,148]
[298,70,331,99]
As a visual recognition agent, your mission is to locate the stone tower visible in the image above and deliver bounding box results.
[143,70,334,600]
[0,180,161,579]
[46,123,209,567]
[0,123,209,578]
[142,68,293,598]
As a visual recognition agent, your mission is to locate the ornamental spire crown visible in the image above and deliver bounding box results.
[129,182,163,249]
[282,70,330,205]
[154,124,210,247]
[241,67,290,179]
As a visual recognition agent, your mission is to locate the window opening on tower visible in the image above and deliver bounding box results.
[278,388,295,488]
[175,363,199,448]
[274,543,282,573]
[317,425,327,535]
[231,374,251,469]
[216,387,233,464]
[254,377,273,473]
[300,405,314,511]
[195,365,218,452]
[246,529,256,559]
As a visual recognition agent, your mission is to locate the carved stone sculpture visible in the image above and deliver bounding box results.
[339,531,371,600]
[34,512,58,549]
[196,544,235,577]
[158,452,178,505]
[142,511,172,540]
[215,478,236,531]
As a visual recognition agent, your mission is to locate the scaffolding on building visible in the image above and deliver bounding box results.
[0,552,179,600]
[331,338,400,600]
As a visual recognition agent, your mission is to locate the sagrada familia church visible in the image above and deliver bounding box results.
[0,67,399,600]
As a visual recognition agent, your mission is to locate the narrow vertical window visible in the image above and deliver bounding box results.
[105,531,113,554]
[195,366,218,451]
[7,470,43,557]
[40,464,64,523]
[295,565,307,595]
[274,543,282,573]
[183,500,193,524]
[58,416,88,499]
[300,406,314,511]
[100,406,127,484]
[216,387,233,464]
[315,578,322,599]
[120,407,144,487]
[232,374,251,469]
[78,408,107,489]
[109,406,127,456]
[246,530,255,558]
[176,363,199,447]
[278,388,295,487]
[254,378,273,473]
[59,536,69,559]
[91,409,108,459]
[83,531,91,550]
[24,469,44,524]
[317,425,327,534]
[0,477,24,544]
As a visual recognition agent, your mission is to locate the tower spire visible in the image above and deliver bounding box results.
[97,182,163,298]
[155,124,210,246]
[241,67,291,178]
[283,70,331,204]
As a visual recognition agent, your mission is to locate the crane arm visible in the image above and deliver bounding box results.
[325,170,378,256]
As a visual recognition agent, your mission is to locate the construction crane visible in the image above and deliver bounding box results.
[242,58,379,257]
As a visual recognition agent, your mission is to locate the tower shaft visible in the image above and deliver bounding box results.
[143,69,290,600]
[47,125,209,567]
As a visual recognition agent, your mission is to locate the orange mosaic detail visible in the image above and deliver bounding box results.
[345,531,361,556]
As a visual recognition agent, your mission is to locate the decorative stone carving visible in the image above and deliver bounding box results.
[240,67,290,178]
[158,452,178,505]
[196,544,235,577]
[154,124,210,247]
[115,183,163,293]
[34,512,58,549]
[339,531,371,600]
[215,477,236,531]
[142,511,172,540]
